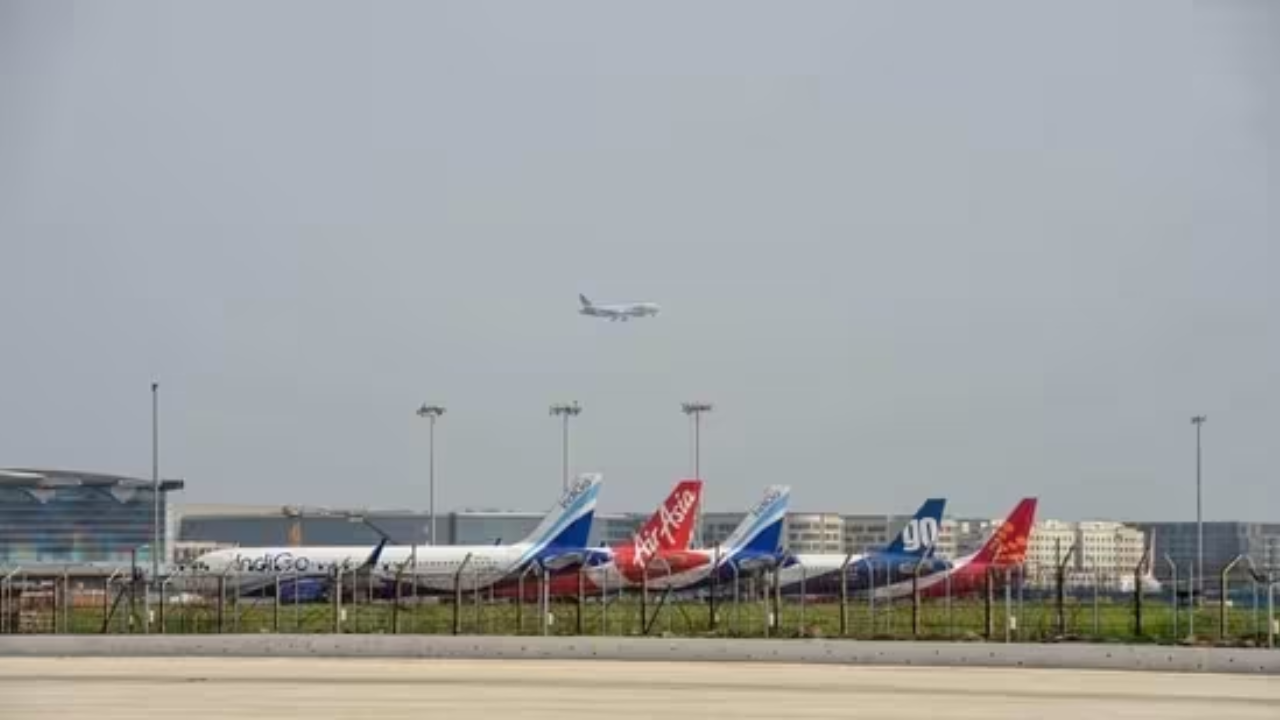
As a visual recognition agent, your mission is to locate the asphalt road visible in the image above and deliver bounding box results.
[2,657,1278,719]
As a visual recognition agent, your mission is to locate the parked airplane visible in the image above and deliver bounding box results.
[774,498,948,596]
[880,497,1038,600]
[578,294,660,321]
[190,474,604,596]
[185,537,389,595]
[631,484,792,592]
[493,478,703,599]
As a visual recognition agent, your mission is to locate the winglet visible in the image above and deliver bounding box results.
[361,537,388,569]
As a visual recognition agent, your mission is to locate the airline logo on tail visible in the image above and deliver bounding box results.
[977,498,1037,567]
[883,498,947,558]
[720,485,791,560]
[631,480,701,570]
[560,474,597,510]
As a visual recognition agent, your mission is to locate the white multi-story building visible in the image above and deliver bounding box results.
[1024,520,1148,588]
[786,513,844,553]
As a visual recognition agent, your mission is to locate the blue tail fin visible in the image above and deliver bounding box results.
[881,498,946,557]
[517,473,603,566]
[723,485,791,555]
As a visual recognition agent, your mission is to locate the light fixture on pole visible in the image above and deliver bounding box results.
[682,401,713,547]
[416,404,446,546]
[549,401,583,492]
[1191,414,1207,597]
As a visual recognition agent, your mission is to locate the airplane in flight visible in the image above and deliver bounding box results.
[774,498,949,596]
[578,294,660,321]
[190,474,604,595]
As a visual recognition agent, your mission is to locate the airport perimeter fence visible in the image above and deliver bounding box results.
[1,558,1277,648]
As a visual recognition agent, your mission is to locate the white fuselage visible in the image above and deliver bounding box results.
[580,302,660,321]
[376,544,536,592]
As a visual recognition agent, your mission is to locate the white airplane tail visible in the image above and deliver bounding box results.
[578,294,593,309]
[517,473,603,552]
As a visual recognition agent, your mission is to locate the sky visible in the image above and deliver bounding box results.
[0,1,1274,521]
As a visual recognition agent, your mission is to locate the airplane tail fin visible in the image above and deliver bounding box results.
[882,498,946,557]
[579,294,593,308]
[722,486,790,555]
[519,473,603,554]
[972,498,1038,567]
[628,479,702,566]
[360,538,388,570]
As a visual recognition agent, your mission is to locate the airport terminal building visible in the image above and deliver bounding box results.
[0,468,183,567]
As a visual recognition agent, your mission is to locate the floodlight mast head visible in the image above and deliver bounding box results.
[550,401,582,417]
[417,404,446,420]
[682,402,713,415]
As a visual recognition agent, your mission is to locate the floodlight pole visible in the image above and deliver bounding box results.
[550,402,582,492]
[151,381,161,581]
[1191,415,1207,597]
[417,404,446,546]
[682,402,713,547]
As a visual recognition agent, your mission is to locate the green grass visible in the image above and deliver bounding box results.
[17,593,1275,647]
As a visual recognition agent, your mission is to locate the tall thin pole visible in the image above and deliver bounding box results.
[562,412,569,492]
[550,402,582,492]
[417,404,446,545]
[430,414,436,545]
[1192,415,1207,597]
[682,402,713,547]
[151,381,160,581]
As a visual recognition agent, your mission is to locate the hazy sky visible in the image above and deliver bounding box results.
[1,1,1274,521]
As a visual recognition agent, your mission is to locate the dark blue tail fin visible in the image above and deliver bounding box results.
[882,498,946,557]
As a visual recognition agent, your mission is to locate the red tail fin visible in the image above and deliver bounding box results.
[628,480,702,567]
[973,498,1037,567]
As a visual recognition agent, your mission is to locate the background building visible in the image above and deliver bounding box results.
[1131,521,1280,580]
[0,468,183,566]
[785,513,844,553]
[178,504,642,551]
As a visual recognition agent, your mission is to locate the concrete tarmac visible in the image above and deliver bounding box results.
[2,657,1278,719]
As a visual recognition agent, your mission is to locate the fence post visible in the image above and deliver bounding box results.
[709,543,720,632]
[599,566,608,636]
[392,563,404,635]
[1268,581,1275,650]
[1004,567,1013,643]
[576,566,585,636]
[540,566,551,637]
[866,559,876,637]
[1220,555,1243,642]
[331,569,342,634]
[1188,562,1196,639]
[217,574,228,634]
[452,553,473,636]
[838,552,852,637]
[984,567,994,640]
[1164,555,1178,641]
[912,558,923,639]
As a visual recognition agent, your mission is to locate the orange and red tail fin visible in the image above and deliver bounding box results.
[972,498,1037,567]
[628,479,702,566]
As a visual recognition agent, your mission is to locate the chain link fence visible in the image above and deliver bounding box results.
[1,559,1276,647]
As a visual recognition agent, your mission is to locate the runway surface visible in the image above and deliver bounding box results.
[2,657,1278,719]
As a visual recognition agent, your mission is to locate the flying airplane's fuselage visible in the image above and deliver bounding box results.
[578,294,660,321]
